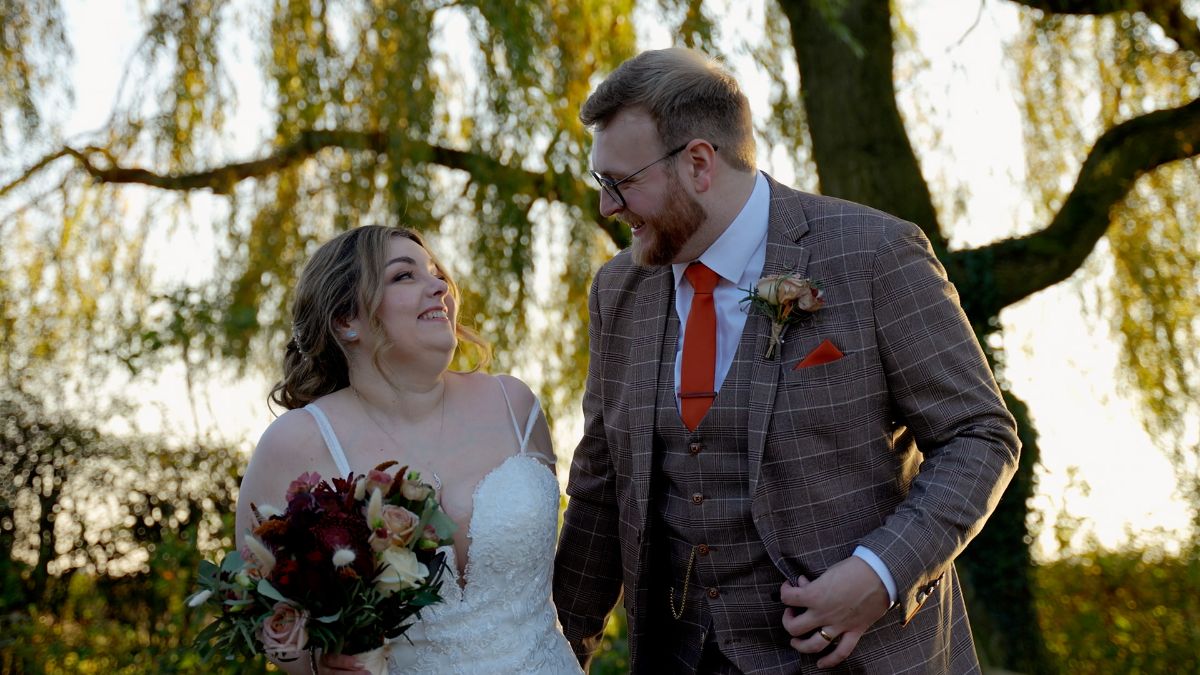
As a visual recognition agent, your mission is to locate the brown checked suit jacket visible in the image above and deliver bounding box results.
[554,176,1020,673]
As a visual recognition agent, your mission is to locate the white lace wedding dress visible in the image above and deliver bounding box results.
[305,382,582,674]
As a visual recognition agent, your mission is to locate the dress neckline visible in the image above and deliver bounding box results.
[303,377,547,594]
[442,453,553,596]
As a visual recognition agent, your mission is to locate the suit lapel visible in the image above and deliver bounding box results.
[747,177,811,496]
[630,265,674,533]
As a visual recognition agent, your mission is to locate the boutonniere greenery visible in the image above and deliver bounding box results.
[740,272,824,359]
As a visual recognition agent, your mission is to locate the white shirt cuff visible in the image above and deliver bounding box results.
[853,545,897,605]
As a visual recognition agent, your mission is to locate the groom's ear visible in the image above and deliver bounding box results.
[682,140,718,193]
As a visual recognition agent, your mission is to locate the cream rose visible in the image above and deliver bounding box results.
[775,276,808,303]
[374,547,430,595]
[259,601,308,660]
[756,274,822,312]
[400,478,434,503]
[755,274,786,304]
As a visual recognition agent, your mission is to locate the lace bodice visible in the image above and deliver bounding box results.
[304,380,581,674]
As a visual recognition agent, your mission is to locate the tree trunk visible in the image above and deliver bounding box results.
[32,480,59,603]
[776,1,1049,669]
[959,388,1055,674]
[777,0,947,255]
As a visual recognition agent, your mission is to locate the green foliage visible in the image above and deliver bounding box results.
[0,383,248,671]
[590,605,630,675]
[1,515,267,673]
[0,0,71,147]
[1013,8,1200,509]
[1035,544,1200,674]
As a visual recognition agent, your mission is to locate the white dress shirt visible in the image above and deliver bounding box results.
[670,171,898,604]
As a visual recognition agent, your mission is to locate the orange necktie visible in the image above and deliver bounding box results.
[680,262,719,431]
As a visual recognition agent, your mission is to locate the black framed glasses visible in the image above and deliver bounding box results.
[589,143,690,209]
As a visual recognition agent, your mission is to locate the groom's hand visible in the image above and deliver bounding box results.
[779,556,890,668]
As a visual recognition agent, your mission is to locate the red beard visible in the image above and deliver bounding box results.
[625,172,707,267]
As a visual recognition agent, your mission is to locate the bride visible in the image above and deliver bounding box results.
[234,225,582,674]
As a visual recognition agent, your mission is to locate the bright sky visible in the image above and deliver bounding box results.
[52,0,1193,561]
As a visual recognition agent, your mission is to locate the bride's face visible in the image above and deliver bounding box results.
[360,236,458,363]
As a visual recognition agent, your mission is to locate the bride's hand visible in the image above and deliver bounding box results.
[317,652,371,674]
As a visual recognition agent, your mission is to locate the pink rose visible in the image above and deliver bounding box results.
[380,505,421,547]
[259,601,308,660]
[791,284,823,313]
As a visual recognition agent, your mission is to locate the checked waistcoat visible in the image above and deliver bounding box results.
[648,306,802,674]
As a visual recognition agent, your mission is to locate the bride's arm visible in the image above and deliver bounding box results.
[234,410,346,674]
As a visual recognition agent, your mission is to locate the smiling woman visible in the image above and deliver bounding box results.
[270,227,487,411]
[235,225,582,674]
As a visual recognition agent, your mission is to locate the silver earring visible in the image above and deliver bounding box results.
[346,330,358,339]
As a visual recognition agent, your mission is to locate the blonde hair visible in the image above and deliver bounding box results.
[270,225,489,410]
[580,47,755,172]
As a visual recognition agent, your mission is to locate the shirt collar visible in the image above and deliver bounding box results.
[673,171,770,288]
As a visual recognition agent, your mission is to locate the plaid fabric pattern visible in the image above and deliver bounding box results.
[554,177,1020,674]
[652,305,806,674]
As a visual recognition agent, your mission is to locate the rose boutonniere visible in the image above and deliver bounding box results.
[740,272,824,359]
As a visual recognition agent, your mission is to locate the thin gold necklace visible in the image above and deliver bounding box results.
[351,381,447,488]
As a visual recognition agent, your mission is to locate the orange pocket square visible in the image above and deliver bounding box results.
[794,339,844,370]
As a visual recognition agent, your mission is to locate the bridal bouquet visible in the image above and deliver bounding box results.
[189,461,456,671]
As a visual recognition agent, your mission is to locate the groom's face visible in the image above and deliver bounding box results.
[592,109,707,266]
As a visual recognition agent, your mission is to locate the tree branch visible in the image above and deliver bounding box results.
[4,129,629,248]
[953,96,1200,311]
[0,148,73,200]
[1007,0,1200,55]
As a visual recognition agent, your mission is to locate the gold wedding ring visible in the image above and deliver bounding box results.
[818,628,837,643]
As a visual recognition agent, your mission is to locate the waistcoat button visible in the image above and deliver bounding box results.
[688,442,703,455]
[697,544,710,556]
[707,587,720,599]
[691,493,704,505]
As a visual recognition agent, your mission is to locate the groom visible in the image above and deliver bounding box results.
[554,47,1020,673]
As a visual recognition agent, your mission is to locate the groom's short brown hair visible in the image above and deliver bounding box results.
[580,47,755,172]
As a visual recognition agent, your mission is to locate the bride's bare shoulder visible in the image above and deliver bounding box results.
[255,407,325,457]
[243,405,340,487]
[236,406,335,544]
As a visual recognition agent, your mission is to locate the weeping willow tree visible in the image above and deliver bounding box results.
[2,0,1198,672]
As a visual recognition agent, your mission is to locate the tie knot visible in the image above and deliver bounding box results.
[685,262,719,294]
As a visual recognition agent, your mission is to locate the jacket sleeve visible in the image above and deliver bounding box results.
[855,220,1020,621]
[554,273,625,667]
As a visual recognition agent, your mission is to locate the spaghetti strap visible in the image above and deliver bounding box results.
[304,403,351,476]
[498,377,541,455]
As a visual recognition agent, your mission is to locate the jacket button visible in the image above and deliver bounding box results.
[689,442,703,455]
[697,544,710,556]
[707,587,720,599]
[691,493,704,505]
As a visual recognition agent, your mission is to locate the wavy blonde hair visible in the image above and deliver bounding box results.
[270,225,490,410]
